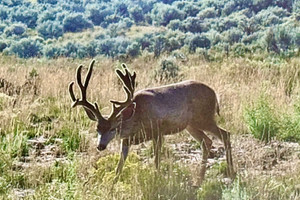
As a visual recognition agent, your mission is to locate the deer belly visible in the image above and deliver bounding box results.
[159,118,188,135]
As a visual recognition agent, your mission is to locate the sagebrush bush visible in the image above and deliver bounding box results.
[154,58,182,82]
[37,21,63,39]
[63,13,93,33]
[9,38,42,58]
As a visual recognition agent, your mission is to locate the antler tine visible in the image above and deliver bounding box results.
[69,60,104,122]
[69,82,76,102]
[84,60,95,88]
[108,64,136,120]
[116,64,136,94]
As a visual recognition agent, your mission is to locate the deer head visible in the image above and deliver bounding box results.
[69,60,136,151]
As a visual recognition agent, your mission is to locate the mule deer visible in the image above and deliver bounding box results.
[69,60,234,184]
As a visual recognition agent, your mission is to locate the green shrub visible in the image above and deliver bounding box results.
[11,7,38,28]
[37,21,63,39]
[129,6,145,23]
[0,127,29,158]
[55,125,84,153]
[154,58,182,82]
[278,100,300,142]
[188,34,211,52]
[152,3,185,26]
[4,23,26,37]
[244,95,279,143]
[93,153,196,200]
[63,13,93,33]
[222,177,252,200]
[197,180,223,200]
[9,38,42,58]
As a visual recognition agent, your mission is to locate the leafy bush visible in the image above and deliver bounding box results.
[94,37,132,58]
[115,2,129,17]
[154,58,182,82]
[126,42,141,58]
[4,23,26,37]
[129,6,145,24]
[86,5,113,26]
[11,7,38,28]
[0,41,7,52]
[93,153,195,200]
[223,28,244,45]
[197,7,217,19]
[9,38,42,58]
[0,5,8,20]
[37,10,58,24]
[244,95,279,143]
[63,13,93,33]
[43,44,63,58]
[37,0,58,4]
[278,100,300,142]
[188,34,211,52]
[0,0,299,59]
[37,21,63,39]
[265,28,280,53]
[183,17,210,33]
[62,42,89,59]
[152,3,185,26]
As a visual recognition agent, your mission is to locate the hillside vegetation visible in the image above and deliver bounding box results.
[0,0,299,59]
[0,0,300,199]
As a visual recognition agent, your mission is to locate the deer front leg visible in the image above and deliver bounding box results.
[153,133,163,170]
[114,139,130,183]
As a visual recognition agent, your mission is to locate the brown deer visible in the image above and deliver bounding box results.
[69,60,235,184]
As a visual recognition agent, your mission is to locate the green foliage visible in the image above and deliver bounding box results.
[4,23,26,37]
[87,5,113,26]
[11,7,38,28]
[0,40,7,52]
[278,100,300,142]
[244,95,279,143]
[152,3,185,26]
[0,126,29,159]
[63,13,93,33]
[37,21,63,39]
[222,177,252,200]
[129,6,145,24]
[126,41,141,58]
[188,34,211,52]
[0,0,299,59]
[93,153,196,200]
[55,125,87,153]
[244,95,300,143]
[9,38,42,58]
[197,180,223,200]
[154,58,182,82]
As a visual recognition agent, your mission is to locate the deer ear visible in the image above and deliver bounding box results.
[121,103,136,121]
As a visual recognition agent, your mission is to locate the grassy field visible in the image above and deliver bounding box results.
[0,53,300,199]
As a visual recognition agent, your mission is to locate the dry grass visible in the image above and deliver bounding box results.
[0,54,300,199]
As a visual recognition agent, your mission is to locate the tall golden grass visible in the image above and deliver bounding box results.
[0,53,299,199]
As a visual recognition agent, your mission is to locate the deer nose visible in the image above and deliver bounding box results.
[97,144,107,151]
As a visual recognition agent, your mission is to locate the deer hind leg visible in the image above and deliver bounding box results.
[206,125,235,178]
[186,126,212,185]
